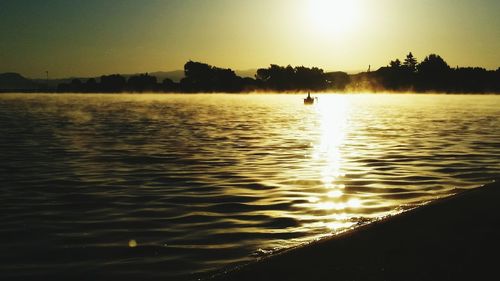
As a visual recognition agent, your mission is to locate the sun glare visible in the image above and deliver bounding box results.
[309,0,360,35]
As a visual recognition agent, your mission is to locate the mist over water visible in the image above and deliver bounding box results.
[0,93,499,280]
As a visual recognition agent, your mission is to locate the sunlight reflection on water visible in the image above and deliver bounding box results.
[0,93,499,280]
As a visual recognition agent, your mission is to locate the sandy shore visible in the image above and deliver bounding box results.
[210,179,500,281]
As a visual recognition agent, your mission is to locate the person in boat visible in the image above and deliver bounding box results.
[304,92,314,104]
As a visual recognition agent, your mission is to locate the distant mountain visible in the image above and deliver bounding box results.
[31,70,185,89]
[235,69,257,78]
[150,69,256,80]
[148,70,185,82]
[110,69,254,82]
[33,78,76,89]
[1,68,263,91]
[0,73,42,90]
[104,70,185,82]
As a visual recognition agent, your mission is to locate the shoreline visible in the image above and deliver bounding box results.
[210,179,500,281]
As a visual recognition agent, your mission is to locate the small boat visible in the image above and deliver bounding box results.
[304,92,315,105]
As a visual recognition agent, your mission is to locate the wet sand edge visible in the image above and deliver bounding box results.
[210,179,500,281]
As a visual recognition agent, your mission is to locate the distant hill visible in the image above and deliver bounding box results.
[102,70,185,82]
[32,77,76,89]
[234,69,257,78]
[150,69,256,80]
[0,73,42,90]
[128,69,255,81]
[148,70,185,82]
[1,69,255,91]
[235,69,257,78]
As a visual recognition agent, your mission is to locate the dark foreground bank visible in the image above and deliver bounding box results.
[211,179,500,281]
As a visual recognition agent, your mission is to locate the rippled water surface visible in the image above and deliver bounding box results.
[0,93,499,280]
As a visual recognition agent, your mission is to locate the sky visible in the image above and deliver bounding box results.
[0,0,499,78]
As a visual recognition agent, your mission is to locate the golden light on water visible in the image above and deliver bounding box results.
[284,95,365,235]
[303,96,362,229]
[3,93,497,280]
[324,221,355,231]
[327,190,343,198]
[315,96,348,190]
[346,198,362,208]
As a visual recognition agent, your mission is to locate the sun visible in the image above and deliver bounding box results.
[309,0,360,35]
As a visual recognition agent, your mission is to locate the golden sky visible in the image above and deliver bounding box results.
[1,0,499,78]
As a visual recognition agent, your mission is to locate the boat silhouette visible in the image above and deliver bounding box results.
[304,92,316,105]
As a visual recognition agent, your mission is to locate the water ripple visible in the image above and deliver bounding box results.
[0,93,499,280]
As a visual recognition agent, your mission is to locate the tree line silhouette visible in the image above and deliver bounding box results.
[350,53,499,93]
[56,53,499,93]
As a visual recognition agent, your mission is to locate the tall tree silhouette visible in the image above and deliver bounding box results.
[416,54,451,91]
[181,61,242,92]
[403,52,418,73]
[390,59,402,69]
[127,73,158,92]
[374,55,416,91]
[418,54,450,74]
[161,78,178,92]
[69,79,83,92]
[101,74,126,92]
[255,64,327,91]
[84,78,98,92]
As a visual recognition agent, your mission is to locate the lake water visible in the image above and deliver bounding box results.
[0,93,499,280]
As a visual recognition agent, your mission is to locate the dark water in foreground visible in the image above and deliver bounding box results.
[0,93,499,280]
